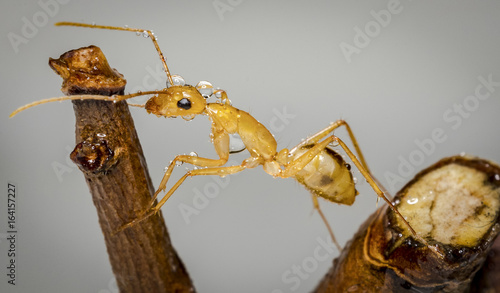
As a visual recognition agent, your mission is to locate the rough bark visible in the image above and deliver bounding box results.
[49,45,195,293]
[314,155,500,292]
[470,228,500,292]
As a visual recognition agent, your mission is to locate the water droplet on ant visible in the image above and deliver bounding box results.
[353,177,358,184]
[189,152,198,157]
[168,75,185,87]
[196,81,214,98]
[329,140,339,147]
[175,160,183,167]
[182,114,195,121]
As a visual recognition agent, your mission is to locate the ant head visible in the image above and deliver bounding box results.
[144,75,228,120]
[145,84,207,120]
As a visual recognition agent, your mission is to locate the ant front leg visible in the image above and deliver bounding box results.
[147,126,230,208]
[117,162,254,232]
[117,125,231,233]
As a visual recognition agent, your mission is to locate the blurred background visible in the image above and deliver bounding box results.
[1,1,500,292]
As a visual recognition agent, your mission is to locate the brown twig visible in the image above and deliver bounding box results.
[314,156,500,292]
[49,45,195,293]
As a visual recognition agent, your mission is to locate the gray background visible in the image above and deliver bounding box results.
[2,1,500,292]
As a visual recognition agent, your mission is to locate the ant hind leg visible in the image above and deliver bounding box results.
[333,136,444,257]
[311,195,342,252]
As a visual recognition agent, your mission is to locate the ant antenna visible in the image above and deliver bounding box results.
[55,22,174,86]
[9,91,162,118]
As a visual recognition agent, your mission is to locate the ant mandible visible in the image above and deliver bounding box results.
[11,22,438,255]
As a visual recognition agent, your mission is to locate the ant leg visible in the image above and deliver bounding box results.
[290,119,389,200]
[290,120,370,173]
[127,103,146,108]
[146,129,230,208]
[148,153,229,209]
[332,136,444,257]
[311,195,342,252]
[117,164,249,232]
[280,135,442,256]
[280,135,335,178]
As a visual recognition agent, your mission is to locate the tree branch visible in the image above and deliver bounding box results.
[314,155,500,292]
[49,45,195,293]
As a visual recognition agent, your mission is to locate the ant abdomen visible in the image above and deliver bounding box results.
[293,145,358,205]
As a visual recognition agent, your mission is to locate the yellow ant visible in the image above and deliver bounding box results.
[11,22,439,255]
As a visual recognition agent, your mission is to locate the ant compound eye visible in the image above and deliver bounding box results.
[196,81,214,99]
[177,98,192,110]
